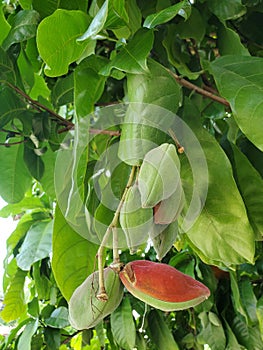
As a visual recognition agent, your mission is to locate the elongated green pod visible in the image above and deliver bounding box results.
[69,267,123,329]
[138,143,181,208]
[119,185,153,253]
[154,183,185,224]
[119,260,210,311]
[148,309,179,350]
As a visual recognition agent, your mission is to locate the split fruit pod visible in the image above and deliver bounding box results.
[69,267,123,329]
[119,260,210,311]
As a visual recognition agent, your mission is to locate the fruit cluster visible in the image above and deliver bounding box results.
[120,143,185,257]
[69,260,210,329]
[69,143,210,330]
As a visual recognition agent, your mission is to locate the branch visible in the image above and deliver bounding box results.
[169,71,230,107]
[6,82,122,137]
[0,139,27,146]
[0,128,21,136]
[90,128,120,136]
[6,82,74,128]
[96,165,136,301]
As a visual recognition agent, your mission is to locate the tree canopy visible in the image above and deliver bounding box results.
[0,0,263,349]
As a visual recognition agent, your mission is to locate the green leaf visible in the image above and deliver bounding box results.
[240,279,258,325]
[135,332,147,350]
[33,261,52,300]
[198,312,226,350]
[224,317,244,350]
[74,55,107,117]
[175,7,206,43]
[29,73,51,100]
[208,0,246,21]
[41,147,56,199]
[0,141,31,203]
[100,28,154,76]
[44,327,61,350]
[210,55,263,151]
[148,309,179,350]
[231,315,263,350]
[32,112,50,141]
[257,296,263,340]
[17,48,35,91]
[17,319,38,350]
[0,4,11,45]
[0,196,44,218]
[143,0,191,29]
[2,10,40,50]
[52,205,99,301]
[183,100,255,267]
[226,142,263,239]
[28,297,39,318]
[0,88,27,129]
[36,9,91,77]
[19,0,32,10]
[51,73,74,107]
[45,306,69,328]
[32,0,89,18]
[230,271,248,322]
[111,298,136,350]
[163,24,201,80]
[124,0,142,35]
[105,0,129,29]
[218,24,250,56]
[77,0,108,41]
[16,220,53,271]
[118,59,182,165]
[1,268,27,322]
[6,210,49,254]
[150,221,178,261]
[23,145,45,181]
[0,47,16,84]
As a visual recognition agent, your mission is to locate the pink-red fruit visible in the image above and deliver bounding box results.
[119,260,210,311]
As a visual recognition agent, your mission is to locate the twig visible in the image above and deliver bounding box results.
[112,227,120,265]
[96,165,136,301]
[0,139,27,146]
[168,128,184,154]
[57,125,121,136]
[168,70,230,107]
[89,128,120,136]
[61,330,81,344]
[0,128,21,136]
[6,82,74,128]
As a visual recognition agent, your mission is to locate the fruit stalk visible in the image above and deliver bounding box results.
[96,165,136,300]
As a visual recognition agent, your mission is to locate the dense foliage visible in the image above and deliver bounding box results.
[0,0,263,349]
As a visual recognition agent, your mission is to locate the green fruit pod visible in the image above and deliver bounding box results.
[119,260,210,311]
[138,143,181,208]
[119,185,153,254]
[153,183,185,224]
[69,267,123,329]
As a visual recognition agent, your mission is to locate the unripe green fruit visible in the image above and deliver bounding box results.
[119,184,153,253]
[154,184,185,224]
[69,267,123,329]
[138,143,181,208]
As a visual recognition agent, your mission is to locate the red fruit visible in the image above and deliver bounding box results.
[119,260,210,311]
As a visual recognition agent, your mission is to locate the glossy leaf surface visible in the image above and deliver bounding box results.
[211,56,263,151]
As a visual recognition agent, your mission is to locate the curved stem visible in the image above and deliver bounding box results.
[6,82,74,127]
[168,70,230,107]
[96,165,136,300]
